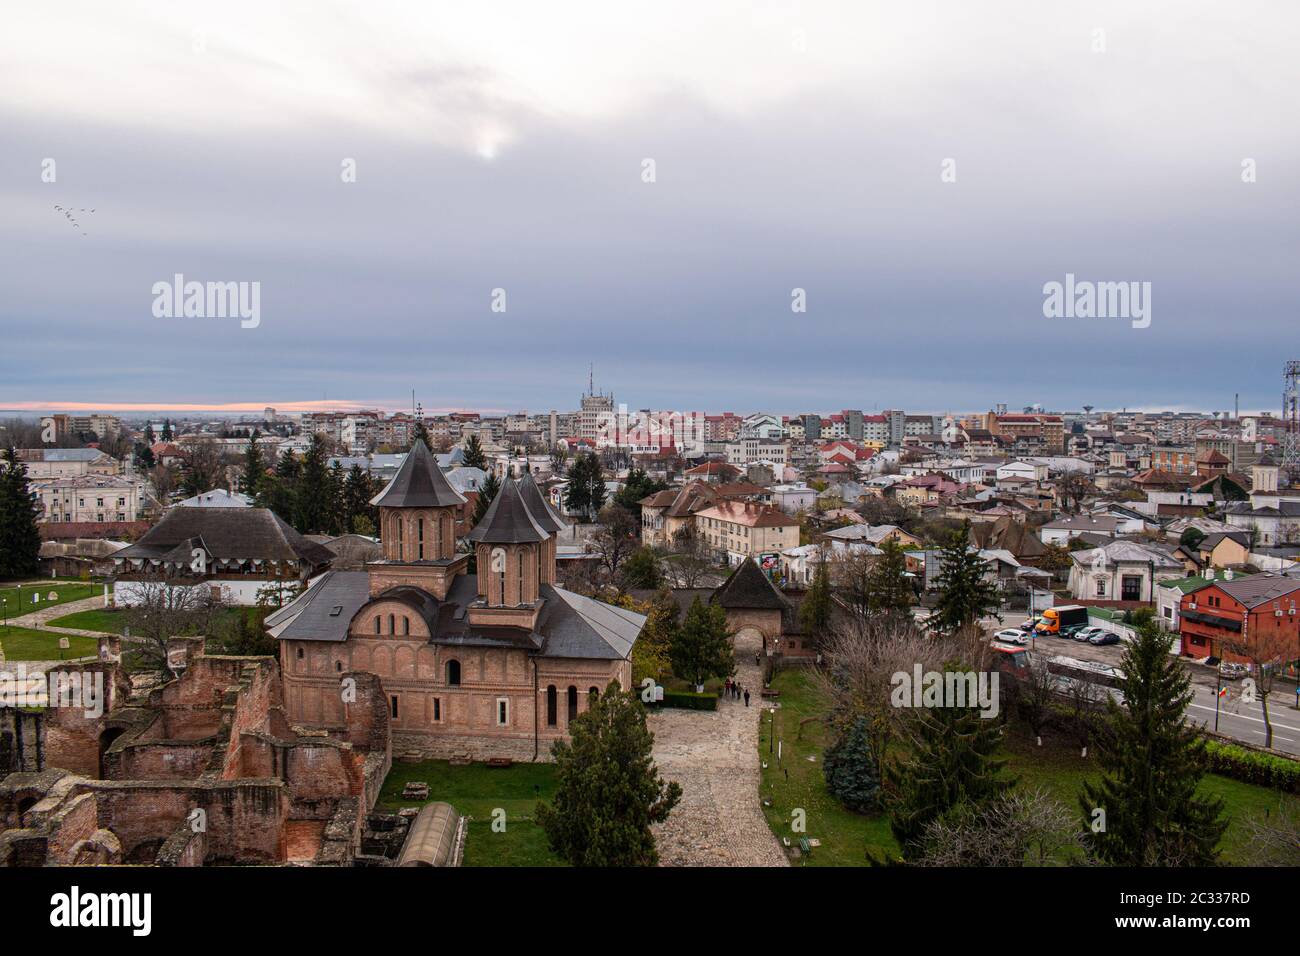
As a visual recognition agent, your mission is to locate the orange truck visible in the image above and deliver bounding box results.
[1034,605,1089,635]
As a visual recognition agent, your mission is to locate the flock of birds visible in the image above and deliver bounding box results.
[53,204,95,235]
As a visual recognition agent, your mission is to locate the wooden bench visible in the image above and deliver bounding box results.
[485,757,514,769]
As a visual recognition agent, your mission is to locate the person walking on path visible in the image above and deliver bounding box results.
[744,688,751,707]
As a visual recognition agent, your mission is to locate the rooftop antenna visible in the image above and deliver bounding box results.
[588,363,594,396]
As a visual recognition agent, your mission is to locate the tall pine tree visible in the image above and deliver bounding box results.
[669,596,734,691]
[472,471,500,527]
[1079,620,1226,865]
[462,433,488,470]
[0,447,41,579]
[240,430,264,499]
[929,521,1001,635]
[866,538,914,615]
[297,434,333,533]
[885,665,1014,860]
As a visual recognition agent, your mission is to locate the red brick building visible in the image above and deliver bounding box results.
[1177,573,1300,665]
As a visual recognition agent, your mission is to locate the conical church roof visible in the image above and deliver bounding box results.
[370,440,467,508]
[516,471,565,535]
[466,477,548,544]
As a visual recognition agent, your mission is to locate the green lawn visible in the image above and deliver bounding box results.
[0,581,109,619]
[0,625,99,661]
[759,668,898,866]
[47,606,256,635]
[377,759,565,866]
[759,668,1291,867]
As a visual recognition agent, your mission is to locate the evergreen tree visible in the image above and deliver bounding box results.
[669,596,734,690]
[326,460,346,535]
[866,538,914,614]
[1079,621,1227,866]
[297,434,333,533]
[143,423,156,445]
[614,468,668,517]
[564,452,606,521]
[161,419,173,441]
[823,716,882,813]
[0,447,41,579]
[619,546,662,590]
[462,433,488,471]
[536,680,682,866]
[799,556,833,634]
[259,451,302,527]
[885,666,1014,860]
[929,521,1001,635]
[472,471,500,527]
[343,464,378,534]
[133,442,156,471]
[239,430,263,499]
[411,419,431,449]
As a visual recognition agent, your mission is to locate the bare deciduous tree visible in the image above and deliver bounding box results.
[1240,798,1300,866]
[915,788,1087,867]
[119,577,224,678]
[813,615,966,782]
[661,526,715,589]
[1219,627,1293,749]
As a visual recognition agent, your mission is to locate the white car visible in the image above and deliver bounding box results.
[993,628,1029,645]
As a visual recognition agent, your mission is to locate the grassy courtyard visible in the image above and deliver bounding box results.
[377,759,564,866]
[759,668,1291,867]
[0,581,108,620]
[0,625,99,661]
[47,606,257,635]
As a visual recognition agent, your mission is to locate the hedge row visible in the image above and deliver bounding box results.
[660,690,718,711]
[1204,739,1300,793]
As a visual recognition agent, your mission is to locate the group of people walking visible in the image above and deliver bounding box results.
[723,677,750,707]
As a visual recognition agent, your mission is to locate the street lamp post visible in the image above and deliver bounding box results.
[1213,639,1222,733]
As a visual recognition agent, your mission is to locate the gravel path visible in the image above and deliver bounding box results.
[6,595,109,636]
[648,629,788,867]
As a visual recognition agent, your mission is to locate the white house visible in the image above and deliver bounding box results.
[997,460,1048,483]
[1067,540,1184,602]
[769,483,818,514]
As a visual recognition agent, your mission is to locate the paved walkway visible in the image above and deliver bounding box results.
[647,629,788,867]
[6,595,110,637]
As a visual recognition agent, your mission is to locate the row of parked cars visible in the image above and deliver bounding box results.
[993,619,1121,647]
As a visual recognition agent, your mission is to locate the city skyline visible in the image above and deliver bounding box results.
[4,1,1299,411]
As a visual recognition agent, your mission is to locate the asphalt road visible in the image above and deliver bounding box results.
[1006,626,1300,757]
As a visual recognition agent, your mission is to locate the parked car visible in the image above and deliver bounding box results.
[1219,662,1249,681]
[994,628,1029,645]
[1074,626,1106,642]
[1088,632,1121,646]
[1060,624,1085,639]
[1018,619,1039,633]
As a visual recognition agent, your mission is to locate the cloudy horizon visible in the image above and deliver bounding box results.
[3,1,1298,416]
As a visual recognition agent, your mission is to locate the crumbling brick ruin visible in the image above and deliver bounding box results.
[0,635,391,866]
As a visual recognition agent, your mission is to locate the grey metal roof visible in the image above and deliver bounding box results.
[265,570,372,641]
[516,471,565,535]
[446,466,487,494]
[465,477,547,544]
[1213,573,1300,608]
[538,585,643,659]
[370,440,467,509]
[41,448,108,462]
[269,573,641,660]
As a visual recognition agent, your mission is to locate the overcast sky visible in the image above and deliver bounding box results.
[2,1,1297,417]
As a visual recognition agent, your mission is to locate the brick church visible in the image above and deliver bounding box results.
[268,441,643,762]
